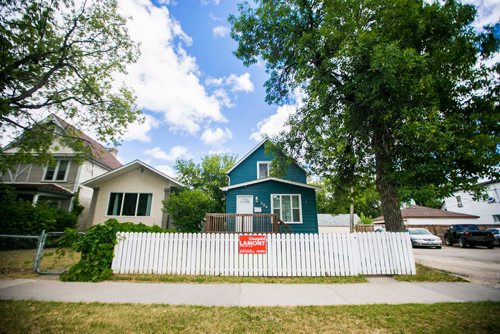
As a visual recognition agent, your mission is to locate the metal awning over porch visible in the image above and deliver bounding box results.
[1,182,73,197]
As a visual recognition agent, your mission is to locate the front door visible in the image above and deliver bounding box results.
[236,195,253,232]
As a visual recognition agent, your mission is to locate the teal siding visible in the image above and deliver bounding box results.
[229,142,306,185]
[226,180,318,234]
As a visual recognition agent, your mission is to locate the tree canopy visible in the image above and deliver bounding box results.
[175,154,237,212]
[230,0,499,231]
[0,0,140,170]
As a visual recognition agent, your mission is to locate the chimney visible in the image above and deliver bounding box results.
[107,147,118,157]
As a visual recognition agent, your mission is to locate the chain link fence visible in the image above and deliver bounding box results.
[0,231,83,277]
[0,234,39,277]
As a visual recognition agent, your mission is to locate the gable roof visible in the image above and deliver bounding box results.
[373,205,480,223]
[52,115,122,170]
[226,138,307,175]
[82,160,185,188]
[221,177,319,191]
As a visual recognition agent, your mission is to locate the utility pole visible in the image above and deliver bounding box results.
[349,187,354,233]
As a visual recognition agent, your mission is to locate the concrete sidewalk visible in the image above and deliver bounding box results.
[1,277,499,306]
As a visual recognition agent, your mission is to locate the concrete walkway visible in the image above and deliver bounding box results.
[1,277,500,306]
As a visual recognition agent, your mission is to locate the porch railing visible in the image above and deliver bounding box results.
[204,213,292,233]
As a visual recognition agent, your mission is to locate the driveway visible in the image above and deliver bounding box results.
[413,246,500,287]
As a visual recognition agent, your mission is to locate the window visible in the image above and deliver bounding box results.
[493,215,500,223]
[271,194,301,224]
[107,193,152,216]
[43,160,70,181]
[257,162,271,179]
[456,196,463,208]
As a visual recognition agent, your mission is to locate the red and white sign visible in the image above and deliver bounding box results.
[239,235,267,254]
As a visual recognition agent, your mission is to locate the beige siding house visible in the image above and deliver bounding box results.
[1,114,122,230]
[82,160,185,228]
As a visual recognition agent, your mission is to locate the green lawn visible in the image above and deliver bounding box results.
[0,300,498,333]
[395,263,466,282]
[112,273,367,284]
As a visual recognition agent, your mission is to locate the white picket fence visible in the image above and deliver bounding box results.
[111,232,416,276]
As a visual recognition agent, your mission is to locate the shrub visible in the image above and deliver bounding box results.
[359,213,373,225]
[0,185,78,235]
[60,219,174,282]
[163,189,215,232]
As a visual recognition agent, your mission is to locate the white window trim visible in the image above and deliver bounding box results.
[42,160,71,182]
[106,192,153,217]
[256,161,271,179]
[270,193,303,224]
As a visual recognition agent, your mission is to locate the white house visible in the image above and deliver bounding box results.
[442,180,500,225]
[373,205,479,226]
[82,160,185,228]
[318,214,359,233]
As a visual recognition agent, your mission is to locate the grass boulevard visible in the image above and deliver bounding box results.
[0,300,498,333]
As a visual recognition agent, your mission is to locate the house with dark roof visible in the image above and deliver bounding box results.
[0,114,122,230]
[217,139,319,233]
[373,205,480,226]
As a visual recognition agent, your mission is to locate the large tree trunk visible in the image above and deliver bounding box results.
[375,147,405,232]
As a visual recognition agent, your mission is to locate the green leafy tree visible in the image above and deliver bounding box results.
[0,0,141,171]
[230,0,499,231]
[316,179,382,218]
[163,189,215,232]
[175,154,237,212]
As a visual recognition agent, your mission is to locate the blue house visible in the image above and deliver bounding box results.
[219,139,319,233]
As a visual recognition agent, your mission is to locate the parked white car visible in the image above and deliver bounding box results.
[407,228,442,249]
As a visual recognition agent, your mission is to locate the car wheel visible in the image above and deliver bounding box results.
[445,239,453,246]
[459,239,468,248]
[436,246,442,249]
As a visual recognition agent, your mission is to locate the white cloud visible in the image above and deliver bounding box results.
[226,73,254,92]
[250,90,304,142]
[201,0,220,5]
[213,25,229,38]
[249,104,297,142]
[116,0,227,135]
[201,127,233,145]
[213,89,234,108]
[156,164,177,177]
[122,113,160,142]
[465,0,500,29]
[144,145,189,161]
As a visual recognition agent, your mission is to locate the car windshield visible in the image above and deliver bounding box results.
[408,229,432,235]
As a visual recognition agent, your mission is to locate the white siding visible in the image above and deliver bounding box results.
[91,167,174,227]
[442,182,500,225]
[319,226,351,233]
[404,217,479,225]
[77,161,110,230]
